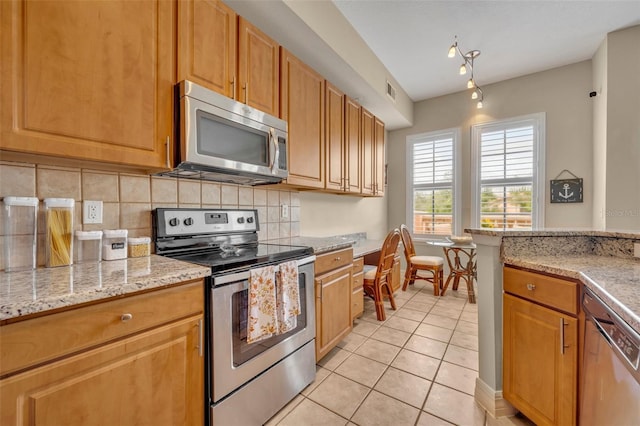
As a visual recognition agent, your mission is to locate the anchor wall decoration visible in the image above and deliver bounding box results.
[550,169,583,203]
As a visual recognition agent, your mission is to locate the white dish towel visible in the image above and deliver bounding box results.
[247,264,277,344]
[276,260,300,334]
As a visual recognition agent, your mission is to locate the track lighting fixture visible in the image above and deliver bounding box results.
[448,36,485,108]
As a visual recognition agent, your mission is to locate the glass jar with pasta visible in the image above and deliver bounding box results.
[44,198,75,267]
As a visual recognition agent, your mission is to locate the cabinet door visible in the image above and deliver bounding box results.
[315,265,353,360]
[237,17,279,117]
[345,97,362,193]
[281,48,325,189]
[503,293,577,426]
[0,0,175,170]
[374,117,386,196]
[0,316,204,426]
[178,0,237,98]
[325,81,345,192]
[361,107,375,195]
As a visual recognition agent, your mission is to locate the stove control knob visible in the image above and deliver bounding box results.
[184,217,194,226]
[237,217,245,224]
[247,216,254,224]
[169,218,179,227]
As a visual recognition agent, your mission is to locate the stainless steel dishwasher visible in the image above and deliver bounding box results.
[580,287,640,425]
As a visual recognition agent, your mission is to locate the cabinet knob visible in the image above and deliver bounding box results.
[335,256,341,261]
[526,283,536,291]
[121,313,133,322]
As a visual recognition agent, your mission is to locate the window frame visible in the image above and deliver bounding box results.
[470,113,546,230]
[405,128,461,241]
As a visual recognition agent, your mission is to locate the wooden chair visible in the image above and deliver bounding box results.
[400,224,444,295]
[362,229,401,321]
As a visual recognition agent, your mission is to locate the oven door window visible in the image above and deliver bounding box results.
[231,272,307,367]
[197,109,269,166]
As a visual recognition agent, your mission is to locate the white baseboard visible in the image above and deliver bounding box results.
[474,378,517,419]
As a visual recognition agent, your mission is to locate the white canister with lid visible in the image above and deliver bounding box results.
[102,229,128,261]
[44,198,75,267]
[128,237,151,258]
[75,230,103,263]
[3,196,39,271]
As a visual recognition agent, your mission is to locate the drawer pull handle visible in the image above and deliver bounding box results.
[335,257,341,261]
[526,283,536,291]
[121,313,133,322]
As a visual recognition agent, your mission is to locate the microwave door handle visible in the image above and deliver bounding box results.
[269,128,279,172]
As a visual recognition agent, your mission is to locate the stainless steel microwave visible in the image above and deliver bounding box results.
[160,80,288,185]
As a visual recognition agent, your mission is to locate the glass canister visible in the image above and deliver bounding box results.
[75,230,103,263]
[103,229,128,261]
[44,198,75,267]
[3,196,38,271]
[128,237,150,258]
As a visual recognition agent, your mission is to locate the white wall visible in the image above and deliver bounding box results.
[299,192,388,239]
[604,25,640,230]
[387,60,595,246]
[592,39,608,229]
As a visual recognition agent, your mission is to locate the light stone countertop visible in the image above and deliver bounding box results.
[467,228,640,240]
[269,233,388,258]
[0,255,211,323]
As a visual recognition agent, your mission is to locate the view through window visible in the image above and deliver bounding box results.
[472,114,545,230]
[407,130,458,237]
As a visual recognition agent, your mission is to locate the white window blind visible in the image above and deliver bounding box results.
[406,130,459,237]
[472,114,545,230]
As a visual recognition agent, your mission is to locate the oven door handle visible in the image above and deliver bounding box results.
[213,255,316,287]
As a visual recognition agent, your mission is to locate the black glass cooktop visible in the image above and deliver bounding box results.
[167,243,314,274]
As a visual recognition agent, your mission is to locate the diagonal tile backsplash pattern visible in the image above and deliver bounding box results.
[0,160,300,270]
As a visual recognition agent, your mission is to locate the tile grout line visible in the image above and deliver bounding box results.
[273,282,479,425]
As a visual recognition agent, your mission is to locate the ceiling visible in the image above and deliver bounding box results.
[333,0,640,102]
[227,0,640,129]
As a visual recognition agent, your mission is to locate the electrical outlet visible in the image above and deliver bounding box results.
[280,204,289,219]
[83,200,103,224]
[634,242,640,258]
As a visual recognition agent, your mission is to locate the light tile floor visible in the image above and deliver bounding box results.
[265,280,536,426]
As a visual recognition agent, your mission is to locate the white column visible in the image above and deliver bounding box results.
[472,234,516,418]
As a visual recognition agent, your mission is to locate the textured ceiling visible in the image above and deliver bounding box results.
[333,0,640,101]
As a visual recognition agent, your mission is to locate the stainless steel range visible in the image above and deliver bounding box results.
[153,208,316,426]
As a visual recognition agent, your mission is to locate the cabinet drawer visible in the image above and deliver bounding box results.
[353,257,364,273]
[0,280,204,377]
[503,267,578,315]
[352,287,364,319]
[316,248,353,275]
[352,271,363,290]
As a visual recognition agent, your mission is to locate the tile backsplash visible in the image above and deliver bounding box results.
[0,160,300,270]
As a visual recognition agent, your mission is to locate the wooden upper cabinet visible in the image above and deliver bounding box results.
[345,97,362,194]
[238,17,279,117]
[325,82,345,192]
[280,48,325,189]
[361,107,375,195]
[178,0,237,99]
[374,117,386,196]
[0,0,175,171]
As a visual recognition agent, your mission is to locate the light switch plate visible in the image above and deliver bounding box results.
[634,242,640,258]
[280,204,289,219]
[83,200,103,224]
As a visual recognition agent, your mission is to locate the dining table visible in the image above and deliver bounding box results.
[426,240,478,303]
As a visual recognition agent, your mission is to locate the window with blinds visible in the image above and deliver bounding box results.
[472,114,545,230]
[406,130,458,236]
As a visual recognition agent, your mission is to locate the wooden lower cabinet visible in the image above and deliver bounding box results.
[315,248,353,360]
[0,281,204,426]
[352,257,365,320]
[503,266,578,426]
